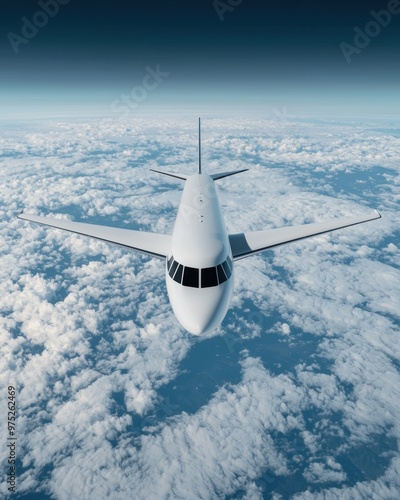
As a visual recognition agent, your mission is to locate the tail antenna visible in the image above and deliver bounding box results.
[198,117,202,174]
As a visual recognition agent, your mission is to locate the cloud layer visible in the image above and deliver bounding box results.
[1,116,399,499]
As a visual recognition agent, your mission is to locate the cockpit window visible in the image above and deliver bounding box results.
[169,260,178,277]
[201,267,218,288]
[221,260,231,279]
[168,256,233,288]
[217,264,227,284]
[182,266,199,288]
[174,264,184,283]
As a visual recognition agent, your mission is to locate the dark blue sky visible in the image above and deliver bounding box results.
[2,0,399,118]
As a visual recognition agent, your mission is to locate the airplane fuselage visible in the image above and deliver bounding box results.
[166,174,234,335]
[18,119,381,336]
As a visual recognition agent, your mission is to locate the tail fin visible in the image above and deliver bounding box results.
[151,118,249,181]
[198,117,202,174]
[198,117,248,180]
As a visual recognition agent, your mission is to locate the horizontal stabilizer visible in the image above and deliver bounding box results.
[230,210,381,260]
[18,213,171,259]
[150,169,188,181]
[210,169,249,180]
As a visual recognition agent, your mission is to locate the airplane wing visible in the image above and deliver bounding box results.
[18,213,171,259]
[229,211,381,260]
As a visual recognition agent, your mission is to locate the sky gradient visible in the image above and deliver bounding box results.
[1,0,400,118]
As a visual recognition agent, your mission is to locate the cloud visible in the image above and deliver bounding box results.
[47,355,304,499]
[1,116,399,498]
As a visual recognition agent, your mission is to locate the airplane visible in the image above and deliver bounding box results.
[18,119,381,335]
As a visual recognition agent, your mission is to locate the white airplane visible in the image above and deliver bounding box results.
[18,119,381,335]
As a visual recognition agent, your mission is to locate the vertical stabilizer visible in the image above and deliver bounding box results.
[198,117,202,174]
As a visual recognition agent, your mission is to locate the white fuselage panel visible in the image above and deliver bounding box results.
[166,174,234,335]
[171,175,230,267]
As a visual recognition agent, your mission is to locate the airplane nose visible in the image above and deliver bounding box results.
[168,280,233,336]
[185,313,219,336]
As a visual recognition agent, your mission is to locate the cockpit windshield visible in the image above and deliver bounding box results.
[167,255,232,288]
